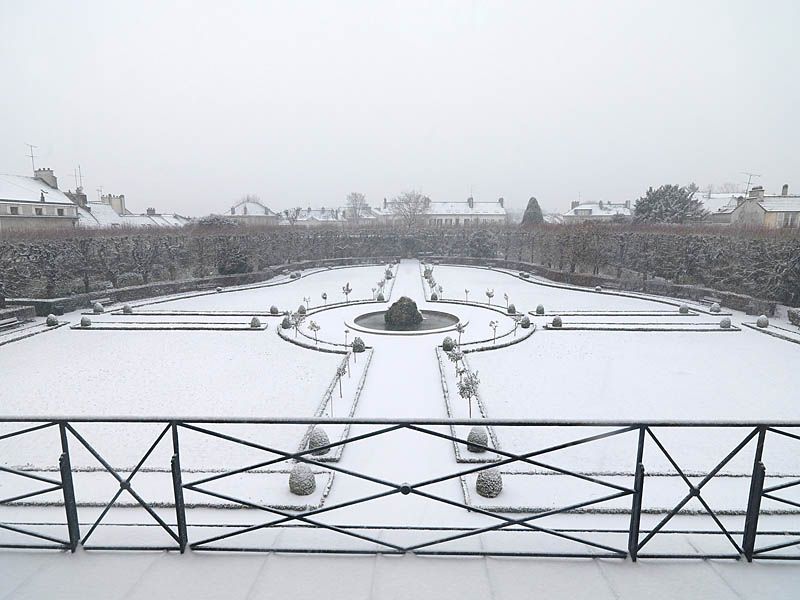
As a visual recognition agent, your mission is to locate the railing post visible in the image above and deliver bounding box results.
[743,427,767,561]
[58,422,80,552]
[171,422,188,553]
[628,426,646,561]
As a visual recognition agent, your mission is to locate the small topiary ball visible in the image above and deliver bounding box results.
[250,317,262,328]
[710,303,721,313]
[467,426,489,453]
[45,314,59,327]
[80,316,92,327]
[308,427,331,456]
[507,304,516,315]
[215,286,223,293]
[281,316,292,329]
[377,292,385,302]
[442,336,455,352]
[757,315,769,328]
[298,305,307,315]
[290,271,301,279]
[519,272,530,279]
[720,317,732,329]
[536,304,545,315]
[476,468,503,498]
[430,292,438,301]
[93,302,104,314]
[270,305,279,315]
[595,286,602,292]
[288,463,316,496]
[551,316,563,328]
[351,337,366,353]
[122,304,133,314]
[520,316,531,329]
[679,304,689,314]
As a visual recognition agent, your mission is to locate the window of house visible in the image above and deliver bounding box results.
[10,206,19,215]
[57,208,64,216]
[35,207,43,216]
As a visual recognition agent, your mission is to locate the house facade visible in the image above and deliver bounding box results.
[0,169,80,233]
[726,185,800,229]
[375,197,508,226]
[562,200,632,223]
[227,198,280,226]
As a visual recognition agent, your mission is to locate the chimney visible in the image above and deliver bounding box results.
[66,188,88,209]
[34,168,58,189]
[230,207,235,215]
[498,197,504,208]
[467,196,474,209]
[146,207,156,215]
[383,198,388,209]
[625,200,631,209]
[749,186,765,200]
[571,201,580,210]
[599,201,604,210]
[782,184,789,196]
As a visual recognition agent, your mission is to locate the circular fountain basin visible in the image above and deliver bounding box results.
[348,310,463,336]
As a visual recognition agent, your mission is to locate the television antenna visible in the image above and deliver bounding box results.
[742,172,761,196]
[25,143,38,173]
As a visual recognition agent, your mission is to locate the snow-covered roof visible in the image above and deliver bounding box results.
[297,208,346,222]
[543,213,564,224]
[695,192,741,214]
[0,173,75,205]
[758,197,800,212]
[564,202,631,217]
[79,202,189,228]
[427,201,506,216]
[230,199,276,216]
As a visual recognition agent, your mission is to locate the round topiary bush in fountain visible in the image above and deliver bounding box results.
[384,296,423,330]
[122,304,133,314]
[270,305,279,315]
[507,304,516,315]
[351,336,366,353]
[93,302,104,314]
[467,426,489,453]
[308,427,331,456]
[250,317,262,328]
[288,463,316,496]
[298,305,307,315]
[720,317,732,329]
[679,304,689,314]
[551,316,563,328]
[536,304,545,315]
[376,292,385,302]
[442,336,455,352]
[520,316,531,329]
[46,314,59,327]
[476,468,503,498]
[80,316,92,328]
[281,315,292,329]
[710,303,721,313]
[757,315,769,328]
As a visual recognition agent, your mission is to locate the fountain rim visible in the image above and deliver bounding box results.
[346,309,466,336]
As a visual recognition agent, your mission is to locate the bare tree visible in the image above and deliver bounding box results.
[390,190,430,230]
[346,192,368,226]
[282,207,303,227]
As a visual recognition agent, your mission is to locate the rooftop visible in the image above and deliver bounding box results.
[0,173,75,205]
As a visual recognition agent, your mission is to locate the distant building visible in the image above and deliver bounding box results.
[227,198,280,226]
[562,200,632,223]
[0,169,80,233]
[719,185,800,229]
[77,191,190,228]
[376,197,508,226]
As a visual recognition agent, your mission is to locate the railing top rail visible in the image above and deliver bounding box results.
[0,416,798,427]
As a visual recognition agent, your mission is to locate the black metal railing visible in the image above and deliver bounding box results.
[1,417,799,560]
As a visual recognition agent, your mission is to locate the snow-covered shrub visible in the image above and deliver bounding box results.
[215,286,223,293]
[757,315,769,328]
[467,426,489,453]
[298,305,307,315]
[519,272,530,279]
[595,286,602,292]
[80,316,92,327]
[551,316,562,328]
[536,304,545,315]
[476,468,503,498]
[308,427,331,456]
[710,303,721,313]
[507,303,516,315]
[520,316,531,329]
[281,315,292,329]
[376,292,385,302]
[122,304,133,314]
[385,269,393,280]
[290,271,301,279]
[430,292,438,301]
[720,317,732,329]
[679,304,689,314]
[442,336,455,352]
[250,317,262,328]
[93,302,104,314]
[270,305,279,315]
[288,463,316,496]
[351,337,366,353]
[45,314,59,327]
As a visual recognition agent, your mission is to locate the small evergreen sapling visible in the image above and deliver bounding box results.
[489,320,498,343]
[308,320,321,345]
[457,369,480,418]
[342,282,352,303]
[485,289,494,305]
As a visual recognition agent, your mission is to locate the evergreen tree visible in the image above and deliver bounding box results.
[633,185,707,224]
[521,196,544,227]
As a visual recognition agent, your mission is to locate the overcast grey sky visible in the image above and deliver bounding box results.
[1,0,798,216]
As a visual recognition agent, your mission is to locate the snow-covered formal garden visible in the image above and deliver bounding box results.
[1,259,799,559]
